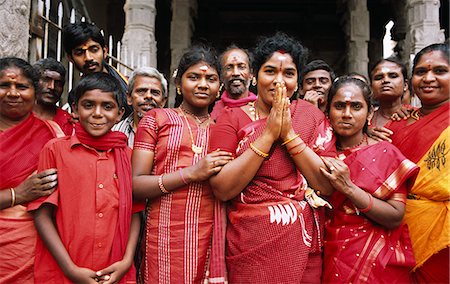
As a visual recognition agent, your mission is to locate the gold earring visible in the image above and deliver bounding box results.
[251,77,257,86]
[216,92,221,99]
[176,87,181,96]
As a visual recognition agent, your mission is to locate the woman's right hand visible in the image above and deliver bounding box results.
[186,150,234,182]
[263,82,286,142]
[15,169,58,205]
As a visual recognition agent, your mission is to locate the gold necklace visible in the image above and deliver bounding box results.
[248,101,259,120]
[180,104,210,124]
[179,107,203,155]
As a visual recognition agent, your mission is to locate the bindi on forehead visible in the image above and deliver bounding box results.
[343,91,354,102]
[381,67,391,73]
[199,65,209,72]
[6,72,18,81]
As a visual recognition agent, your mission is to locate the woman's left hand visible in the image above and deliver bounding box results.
[279,83,295,141]
[320,157,355,195]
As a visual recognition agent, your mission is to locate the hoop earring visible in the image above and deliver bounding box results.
[251,77,257,86]
[176,87,181,96]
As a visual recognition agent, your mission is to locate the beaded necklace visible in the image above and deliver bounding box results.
[337,134,368,152]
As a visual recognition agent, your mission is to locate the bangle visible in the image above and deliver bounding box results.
[289,143,307,157]
[10,188,15,207]
[249,143,269,158]
[357,193,374,213]
[179,169,188,185]
[158,174,169,194]
[287,142,302,152]
[281,134,300,146]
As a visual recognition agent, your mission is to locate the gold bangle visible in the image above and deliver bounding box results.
[249,143,269,158]
[281,134,300,146]
[158,174,169,194]
[10,188,15,207]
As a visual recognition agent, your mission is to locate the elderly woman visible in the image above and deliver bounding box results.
[0,57,59,282]
[389,43,450,283]
[209,32,335,282]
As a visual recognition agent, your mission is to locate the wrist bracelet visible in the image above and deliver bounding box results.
[281,134,300,146]
[250,143,269,158]
[179,169,188,185]
[158,174,169,194]
[10,188,15,207]
[357,192,373,213]
[287,142,302,152]
[289,143,307,157]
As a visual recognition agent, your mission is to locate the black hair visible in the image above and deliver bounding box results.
[0,57,40,92]
[33,58,66,82]
[369,56,407,82]
[412,43,450,71]
[252,32,308,82]
[299,59,336,86]
[327,76,373,134]
[73,72,123,109]
[174,44,220,107]
[62,22,105,55]
[347,72,370,85]
[219,44,253,70]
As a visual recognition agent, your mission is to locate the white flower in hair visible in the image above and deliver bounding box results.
[172,69,178,78]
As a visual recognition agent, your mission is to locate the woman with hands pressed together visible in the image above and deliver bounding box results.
[132,45,233,283]
[0,57,60,283]
[209,33,336,283]
[320,77,419,283]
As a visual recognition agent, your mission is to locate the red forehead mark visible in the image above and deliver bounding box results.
[277,49,286,54]
[199,65,209,72]
[6,72,17,81]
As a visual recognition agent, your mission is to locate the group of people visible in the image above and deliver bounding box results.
[0,20,448,284]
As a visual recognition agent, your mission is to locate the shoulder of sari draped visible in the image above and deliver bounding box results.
[343,141,419,200]
[390,102,449,163]
[0,113,57,188]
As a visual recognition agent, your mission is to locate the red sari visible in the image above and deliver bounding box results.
[134,108,215,283]
[0,113,57,283]
[323,141,419,283]
[389,102,450,283]
[209,100,335,283]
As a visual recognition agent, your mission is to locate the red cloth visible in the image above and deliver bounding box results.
[209,100,335,282]
[0,113,56,283]
[210,90,257,120]
[323,141,419,283]
[134,108,215,283]
[53,108,74,135]
[28,125,143,283]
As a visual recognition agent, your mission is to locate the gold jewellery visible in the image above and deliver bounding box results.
[248,101,259,121]
[179,107,209,155]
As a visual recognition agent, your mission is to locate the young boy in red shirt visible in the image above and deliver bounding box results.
[28,72,143,283]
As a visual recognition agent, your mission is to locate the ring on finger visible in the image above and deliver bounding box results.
[329,166,335,172]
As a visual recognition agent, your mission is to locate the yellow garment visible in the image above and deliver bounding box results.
[404,127,450,269]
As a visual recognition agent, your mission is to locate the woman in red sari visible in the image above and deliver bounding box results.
[209,32,336,283]
[0,57,59,283]
[389,43,450,283]
[320,76,419,283]
[132,45,233,283]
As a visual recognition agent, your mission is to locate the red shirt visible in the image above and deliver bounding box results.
[53,108,74,136]
[28,135,141,283]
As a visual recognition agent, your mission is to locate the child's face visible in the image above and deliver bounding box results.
[74,89,124,137]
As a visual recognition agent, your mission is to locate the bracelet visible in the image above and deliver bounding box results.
[10,188,16,207]
[179,169,188,185]
[158,174,169,194]
[287,142,302,152]
[281,134,300,146]
[357,193,374,213]
[249,143,269,158]
[289,143,307,157]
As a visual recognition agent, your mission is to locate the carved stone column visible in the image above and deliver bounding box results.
[406,0,445,56]
[121,0,157,76]
[346,0,370,77]
[0,0,31,59]
[169,0,197,107]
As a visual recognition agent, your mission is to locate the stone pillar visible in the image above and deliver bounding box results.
[121,0,157,76]
[169,0,197,107]
[346,0,370,77]
[0,0,31,59]
[406,0,445,56]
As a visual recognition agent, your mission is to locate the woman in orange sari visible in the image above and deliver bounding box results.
[389,43,450,283]
[320,76,419,283]
[132,45,233,283]
[0,57,59,283]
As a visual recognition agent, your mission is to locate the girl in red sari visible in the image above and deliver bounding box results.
[389,43,450,283]
[320,76,419,283]
[132,45,233,283]
[0,57,59,283]
[209,32,336,283]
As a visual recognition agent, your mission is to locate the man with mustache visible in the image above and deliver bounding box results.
[33,58,74,135]
[62,22,132,118]
[211,45,256,120]
[300,59,335,113]
[112,67,167,148]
